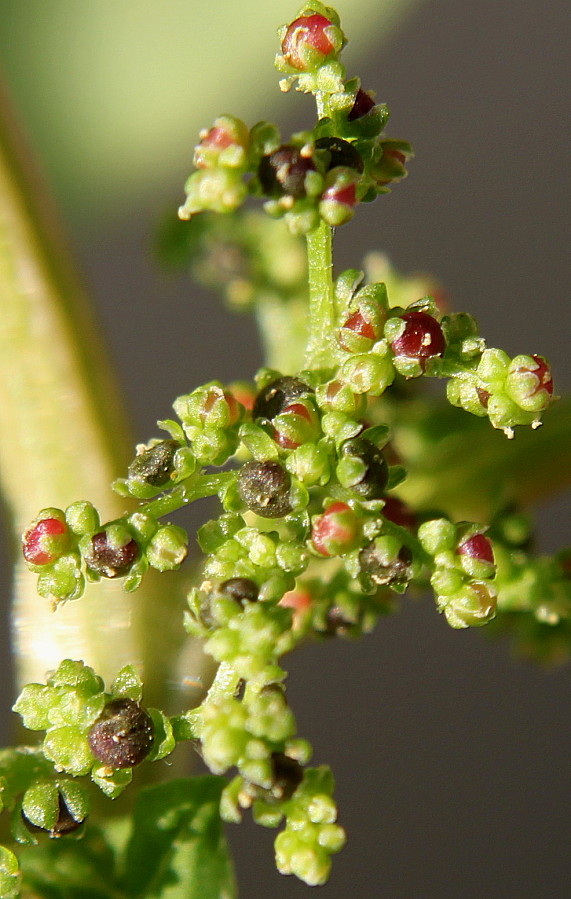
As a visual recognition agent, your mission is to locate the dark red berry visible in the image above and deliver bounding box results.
[339,437,389,500]
[237,460,292,518]
[314,137,364,173]
[128,439,179,487]
[253,377,313,421]
[348,88,376,121]
[84,531,139,578]
[87,698,154,769]
[220,577,259,605]
[390,311,446,366]
[359,541,413,586]
[321,181,357,209]
[281,14,335,70]
[457,534,494,565]
[270,752,304,800]
[382,496,417,531]
[258,146,317,199]
[339,310,376,346]
[515,355,554,398]
[22,517,68,566]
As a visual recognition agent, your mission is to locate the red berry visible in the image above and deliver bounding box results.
[457,534,494,565]
[253,377,313,421]
[311,501,360,557]
[23,517,68,566]
[321,182,356,208]
[348,88,376,121]
[382,496,417,531]
[338,310,377,350]
[390,311,446,365]
[516,355,553,398]
[281,14,334,70]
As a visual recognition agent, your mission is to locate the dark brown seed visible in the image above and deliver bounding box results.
[87,698,154,769]
[128,439,179,487]
[84,531,139,578]
[340,437,389,500]
[237,461,292,518]
[258,146,317,199]
[220,577,259,605]
[270,752,304,800]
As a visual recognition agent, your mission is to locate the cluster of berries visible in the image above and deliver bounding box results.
[11,661,173,801]
[179,3,411,234]
[22,500,189,603]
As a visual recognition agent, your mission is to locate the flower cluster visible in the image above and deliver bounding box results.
[179,2,411,234]
[12,661,173,799]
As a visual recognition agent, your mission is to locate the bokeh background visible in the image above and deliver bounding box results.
[1,1,570,896]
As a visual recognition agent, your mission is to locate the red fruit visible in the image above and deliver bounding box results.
[338,310,377,350]
[515,355,554,398]
[382,496,417,531]
[390,311,446,365]
[311,501,360,557]
[348,88,376,121]
[273,402,314,449]
[321,182,356,207]
[23,517,68,566]
[281,14,334,70]
[457,534,494,565]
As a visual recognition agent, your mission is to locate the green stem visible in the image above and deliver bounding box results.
[0,88,182,705]
[303,220,339,370]
[141,473,234,521]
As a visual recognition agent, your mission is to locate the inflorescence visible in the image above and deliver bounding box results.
[3,3,566,895]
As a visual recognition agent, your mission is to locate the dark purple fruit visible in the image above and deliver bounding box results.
[258,146,317,199]
[87,698,154,769]
[220,577,259,605]
[252,377,313,421]
[348,88,376,121]
[340,437,389,500]
[314,136,364,173]
[84,531,139,578]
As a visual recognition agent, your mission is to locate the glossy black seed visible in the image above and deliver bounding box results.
[22,794,85,838]
[359,542,413,586]
[128,439,179,487]
[314,137,364,173]
[340,437,389,499]
[87,698,154,769]
[237,460,292,518]
[84,531,139,578]
[270,752,304,801]
[220,577,259,605]
[348,88,376,121]
[253,376,313,421]
[258,145,317,199]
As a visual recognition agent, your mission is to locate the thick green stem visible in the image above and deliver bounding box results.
[0,90,180,702]
[303,220,339,370]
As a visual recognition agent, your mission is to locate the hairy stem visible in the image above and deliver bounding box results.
[304,220,338,370]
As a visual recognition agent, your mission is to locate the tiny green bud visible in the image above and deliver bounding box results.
[439,582,497,629]
[418,518,456,555]
[65,501,100,536]
[146,524,188,572]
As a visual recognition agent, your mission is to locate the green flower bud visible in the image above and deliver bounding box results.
[37,554,84,602]
[43,726,94,776]
[439,582,497,629]
[179,167,247,219]
[286,442,331,486]
[316,379,367,417]
[338,349,395,395]
[146,524,188,572]
[505,354,554,413]
[65,501,100,535]
[418,518,456,555]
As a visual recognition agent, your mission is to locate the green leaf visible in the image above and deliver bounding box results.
[19,824,121,899]
[123,777,236,899]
